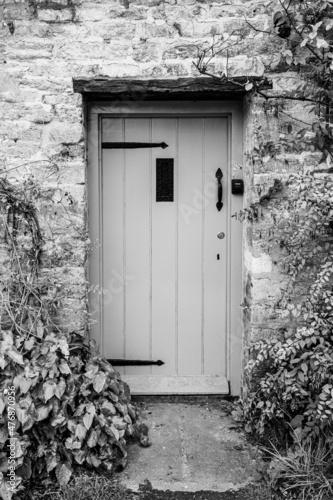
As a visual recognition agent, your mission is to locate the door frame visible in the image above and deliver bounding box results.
[87,100,244,395]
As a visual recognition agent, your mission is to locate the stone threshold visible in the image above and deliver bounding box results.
[122,375,229,395]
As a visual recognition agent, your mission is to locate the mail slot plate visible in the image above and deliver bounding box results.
[156,158,174,202]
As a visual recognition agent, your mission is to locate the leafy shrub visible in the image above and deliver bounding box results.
[0,331,139,499]
[243,325,333,443]
[242,172,333,447]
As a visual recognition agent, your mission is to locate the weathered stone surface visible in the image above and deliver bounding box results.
[133,42,159,62]
[120,402,262,492]
[42,121,83,145]
[244,248,273,275]
[37,8,74,22]
[162,42,199,60]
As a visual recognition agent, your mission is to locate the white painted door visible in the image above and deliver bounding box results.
[88,101,243,395]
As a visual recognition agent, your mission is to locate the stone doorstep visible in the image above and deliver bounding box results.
[122,376,229,396]
[119,402,262,494]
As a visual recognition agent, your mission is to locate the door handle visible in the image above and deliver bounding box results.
[216,168,223,211]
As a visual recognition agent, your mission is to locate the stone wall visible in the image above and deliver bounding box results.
[0,0,306,389]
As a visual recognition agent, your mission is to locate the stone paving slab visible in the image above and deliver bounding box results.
[120,402,262,493]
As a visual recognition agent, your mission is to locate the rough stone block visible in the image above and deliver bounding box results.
[244,249,273,275]
[251,278,281,302]
[98,21,137,39]
[54,103,82,123]
[162,43,199,60]
[139,21,173,38]
[44,121,83,146]
[2,3,31,20]
[165,63,189,76]
[78,4,116,22]
[37,8,74,22]
[141,65,166,77]
[132,42,159,62]
[98,62,140,77]
[177,20,223,37]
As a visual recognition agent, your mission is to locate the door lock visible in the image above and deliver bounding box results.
[217,232,225,239]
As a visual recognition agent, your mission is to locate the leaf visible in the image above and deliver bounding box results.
[24,337,35,351]
[58,339,69,356]
[88,454,101,468]
[301,362,308,373]
[44,452,58,473]
[6,347,24,365]
[55,379,66,399]
[0,427,8,444]
[112,416,127,430]
[87,429,98,448]
[2,331,14,346]
[110,379,120,394]
[75,423,87,440]
[43,352,57,368]
[326,19,333,30]
[93,372,106,393]
[317,38,329,49]
[73,450,86,465]
[16,407,29,425]
[245,82,253,91]
[35,319,44,337]
[0,477,12,500]
[59,360,71,375]
[19,376,32,394]
[290,414,304,429]
[43,381,56,402]
[51,412,66,427]
[55,462,72,486]
[284,49,293,65]
[84,363,99,379]
[35,405,51,421]
[109,424,120,441]
[101,401,116,417]
[83,405,96,430]
[16,458,32,480]
[22,414,34,432]
[67,419,76,433]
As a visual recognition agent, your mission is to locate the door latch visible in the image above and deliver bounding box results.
[216,168,223,211]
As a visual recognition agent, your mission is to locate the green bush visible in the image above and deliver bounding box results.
[0,331,138,499]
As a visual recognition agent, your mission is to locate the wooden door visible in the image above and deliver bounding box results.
[88,101,243,395]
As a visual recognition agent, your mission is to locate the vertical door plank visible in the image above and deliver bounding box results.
[203,118,229,376]
[124,118,151,375]
[177,118,203,375]
[101,118,125,373]
[151,118,177,376]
